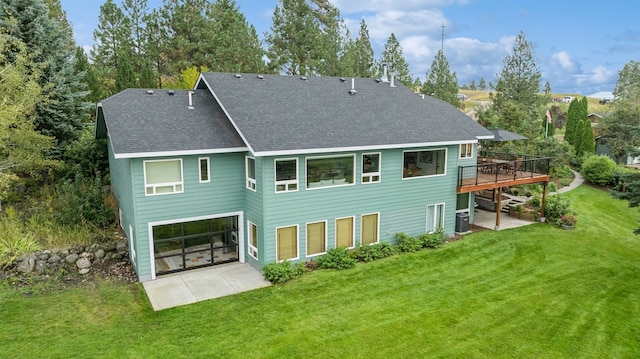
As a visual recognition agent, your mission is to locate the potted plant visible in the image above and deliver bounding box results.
[557,214,577,230]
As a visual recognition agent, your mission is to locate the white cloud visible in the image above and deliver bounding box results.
[361,10,449,40]
[588,66,614,84]
[332,0,466,13]
[551,51,576,72]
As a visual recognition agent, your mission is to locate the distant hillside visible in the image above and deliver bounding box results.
[457,90,613,114]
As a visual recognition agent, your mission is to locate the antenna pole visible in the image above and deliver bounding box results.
[441,24,445,53]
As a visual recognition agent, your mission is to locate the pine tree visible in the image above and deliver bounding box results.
[491,31,543,110]
[159,0,210,74]
[265,0,324,75]
[469,79,476,90]
[91,0,132,95]
[421,49,459,107]
[565,98,580,148]
[340,19,374,78]
[204,0,265,73]
[478,77,487,90]
[142,9,166,87]
[574,97,594,157]
[74,46,102,105]
[378,33,411,84]
[1,0,87,148]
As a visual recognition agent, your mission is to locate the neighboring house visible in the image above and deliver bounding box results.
[96,72,501,282]
[595,136,640,165]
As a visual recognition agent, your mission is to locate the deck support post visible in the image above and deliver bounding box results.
[495,187,502,230]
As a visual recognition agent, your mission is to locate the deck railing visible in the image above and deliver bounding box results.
[457,151,550,188]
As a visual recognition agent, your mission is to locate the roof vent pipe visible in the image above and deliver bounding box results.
[188,91,194,109]
[349,78,357,95]
[390,72,396,88]
[381,62,389,83]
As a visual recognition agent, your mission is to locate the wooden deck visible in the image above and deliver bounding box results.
[457,156,550,193]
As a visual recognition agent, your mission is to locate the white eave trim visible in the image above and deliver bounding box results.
[113,147,248,159]
[476,135,496,140]
[252,140,478,157]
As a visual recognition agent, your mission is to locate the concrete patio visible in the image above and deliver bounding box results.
[473,208,536,230]
[143,262,271,311]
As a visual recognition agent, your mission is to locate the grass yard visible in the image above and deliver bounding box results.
[1,185,639,358]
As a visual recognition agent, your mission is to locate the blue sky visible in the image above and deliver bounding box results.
[59,0,639,96]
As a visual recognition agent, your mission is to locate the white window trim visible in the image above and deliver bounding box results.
[459,143,473,159]
[401,148,448,180]
[245,156,256,191]
[335,216,356,249]
[247,221,258,260]
[305,154,356,190]
[305,220,328,257]
[360,212,380,245]
[143,158,184,196]
[274,157,299,193]
[427,202,446,234]
[275,224,299,262]
[198,157,210,183]
[361,152,381,184]
[128,225,136,264]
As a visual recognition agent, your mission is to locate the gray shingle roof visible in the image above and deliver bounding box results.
[198,72,492,155]
[98,89,246,158]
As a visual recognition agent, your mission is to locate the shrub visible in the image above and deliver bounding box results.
[544,195,572,224]
[418,232,445,248]
[262,260,304,284]
[350,242,398,262]
[396,232,422,252]
[53,175,114,228]
[548,181,558,192]
[317,247,356,269]
[581,155,616,186]
[0,207,41,268]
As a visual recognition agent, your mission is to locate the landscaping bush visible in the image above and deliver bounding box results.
[418,232,445,248]
[262,260,305,284]
[396,232,422,252]
[317,247,356,269]
[350,242,398,262]
[581,155,616,186]
[544,195,573,224]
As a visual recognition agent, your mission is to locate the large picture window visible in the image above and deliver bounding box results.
[362,153,381,183]
[144,159,183,195]
[275,158,298,192]
[402,149,446,178]
[306,155,354,189]
[246,156,256,191]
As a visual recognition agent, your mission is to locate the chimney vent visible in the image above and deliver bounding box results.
[340,77,346,82]
[381,62,389,83]
[235,73,242,78]
[257,74,264,79]
[300,76,308,81]
[390,73,396,88]
[188,91,194,109]
[167,90,175,96]
[146,89,154,95]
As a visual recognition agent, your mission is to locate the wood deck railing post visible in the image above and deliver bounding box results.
[495,187,502,230]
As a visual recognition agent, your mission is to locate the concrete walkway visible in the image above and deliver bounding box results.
[143,262,271,311]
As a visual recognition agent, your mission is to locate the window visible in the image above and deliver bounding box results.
[460,143,473,159]
[275,158,298,192]
[248,221,258,259]
[306,221,326,256]
[246,156,256,191]
[362,153,381,183]
[144,159,183,195]
[199,157,210,183]
[335,217,354,248]
[456,193,470,212]
[402,149,446,178]
[427,203,445,233]
[276,225,298,261]
[361,213,379,245]
[306,155,354,189]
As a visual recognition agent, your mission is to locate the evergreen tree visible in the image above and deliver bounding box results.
[1,0,87,148]
[122,0,152,86]
[115,51,136,91]
[265,0,324,75]
[340,19,374,78]
[575,97,594,157]
[421,49,459,107]
[159,0,210,73]
[478,77,487,90]
[469,79,476,90]
[613,60,640,103]
[91,0,132,95]
[74,46,102,105]
[378,33,411,84]
[204,0,265,73]
[489,31,543,140]
[564,97,580,148]
[142,9,166,87]
[612,171,640,234]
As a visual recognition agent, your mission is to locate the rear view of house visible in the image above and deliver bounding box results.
[95,72,493,282]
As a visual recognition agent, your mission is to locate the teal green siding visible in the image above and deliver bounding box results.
[257,146,463,263]
[130,153,246,280]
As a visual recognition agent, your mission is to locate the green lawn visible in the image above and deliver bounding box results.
[1,185,639,358]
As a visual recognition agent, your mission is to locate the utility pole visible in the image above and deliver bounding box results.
[441,24,445,53]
